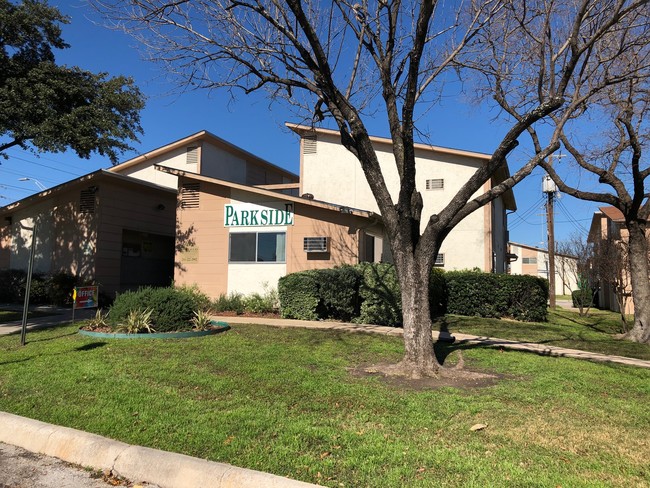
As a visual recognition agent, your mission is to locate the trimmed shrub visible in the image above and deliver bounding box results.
[318,265,362,321]
[49,272,78,306]
[429,267,447,317]
[0,269,26,303]
[446,270,500,318]
[357,262,402,326]
[572,289,594,308]
[278,271,321,320]
[110,286,211,332]
[497,274,548,322]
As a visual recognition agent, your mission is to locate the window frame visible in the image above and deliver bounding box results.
[228,231,286,263]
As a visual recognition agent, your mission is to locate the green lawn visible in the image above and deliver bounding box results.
[1,320,648,487]
[439,308,650,361]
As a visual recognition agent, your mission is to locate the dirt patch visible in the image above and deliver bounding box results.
[349,363,503,391]
[216,311,281,319]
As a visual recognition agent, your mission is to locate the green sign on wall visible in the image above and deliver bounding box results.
[225,203,294,227]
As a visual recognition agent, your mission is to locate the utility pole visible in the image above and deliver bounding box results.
[542,153,565,309]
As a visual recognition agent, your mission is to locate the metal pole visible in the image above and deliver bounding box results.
[20,225,37,346]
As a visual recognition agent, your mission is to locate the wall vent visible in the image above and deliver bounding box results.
[434,253,445,266]
[180,182,200,209]
[304,236,328,253]
[302,134,317,155]
[426,178,444,190]
[186,146,199,165]
[79,189,96,214]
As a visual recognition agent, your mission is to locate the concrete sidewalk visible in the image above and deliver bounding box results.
[0,305,95,336]
[212,315,650,369]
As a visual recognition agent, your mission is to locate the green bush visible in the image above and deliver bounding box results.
[0,269,77,305]
[318,266,362,321]
[446,271,548,322]
[446,270,500,318]
[0,269,26,302]
[213,292,245,314]
[572,289,594,308]
[278,271,321,320]
[244,293,276,314]
[49,272,78,306]
[496,274,548,322]
[429,267,447,317]
[27,274,50,305]
[110,286,211,332]
[357,263,402,326]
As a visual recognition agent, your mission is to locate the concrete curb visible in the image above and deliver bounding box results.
[0,412,319,488]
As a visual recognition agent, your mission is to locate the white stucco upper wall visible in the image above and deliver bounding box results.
[111,146,192,189]
[201,142,247,184]
[300,131,489,271]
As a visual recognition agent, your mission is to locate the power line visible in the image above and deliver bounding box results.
[3,154,82,177]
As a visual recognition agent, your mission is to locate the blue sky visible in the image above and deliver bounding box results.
[0,1,596,247]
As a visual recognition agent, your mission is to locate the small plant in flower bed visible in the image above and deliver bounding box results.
[214,284,280,316]
[115,308,155,334]
[90,285,215,333]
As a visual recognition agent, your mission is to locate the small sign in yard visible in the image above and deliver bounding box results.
[73,286,99,309]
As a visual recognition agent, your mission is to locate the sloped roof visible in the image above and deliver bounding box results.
[599,206,625,222]
[0,170,174,217]
[110,130,298,182]
[154,165,378,220]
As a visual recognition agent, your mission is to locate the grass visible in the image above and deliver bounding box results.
[0,309,57,323]
[1,320,649,487]
[438,307,650,361]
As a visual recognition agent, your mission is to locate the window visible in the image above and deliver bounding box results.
[434,253,444,266]
[229,232,286,262]
[426,179,444,190]
[522,257,537,264]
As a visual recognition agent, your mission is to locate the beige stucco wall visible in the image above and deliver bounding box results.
[300,132,491,271]
[112,146,193,189]
[509,243,578,295]
[6,189,98,280]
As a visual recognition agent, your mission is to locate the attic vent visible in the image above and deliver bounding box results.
[304,236,328,253]
[186,146,199,165]
[79,189,96,214]
[426,178,444,190]
[180,182,200,209]
[434,253,445,266]
[302,134,317,155]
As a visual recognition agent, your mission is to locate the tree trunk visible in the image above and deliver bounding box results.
[394,251,441,377]
[624,222,650,343]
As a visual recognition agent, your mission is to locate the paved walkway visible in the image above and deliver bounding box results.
[0,305,95,336]
[212,315,650,369]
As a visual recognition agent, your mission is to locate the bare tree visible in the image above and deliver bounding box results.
[591,228,633,330]
[97,0,650,374]
[557,234,596,316]
[540,81,650,342]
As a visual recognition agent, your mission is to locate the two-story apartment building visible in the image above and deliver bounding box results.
[1,125,516,299]
[288,124,516,273]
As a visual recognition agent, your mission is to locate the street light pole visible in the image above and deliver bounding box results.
[18,177,47,191]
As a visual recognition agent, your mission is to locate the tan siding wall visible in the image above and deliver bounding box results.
[96,182,176,297]
[174,179,231,298]
[287,203,362,273]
